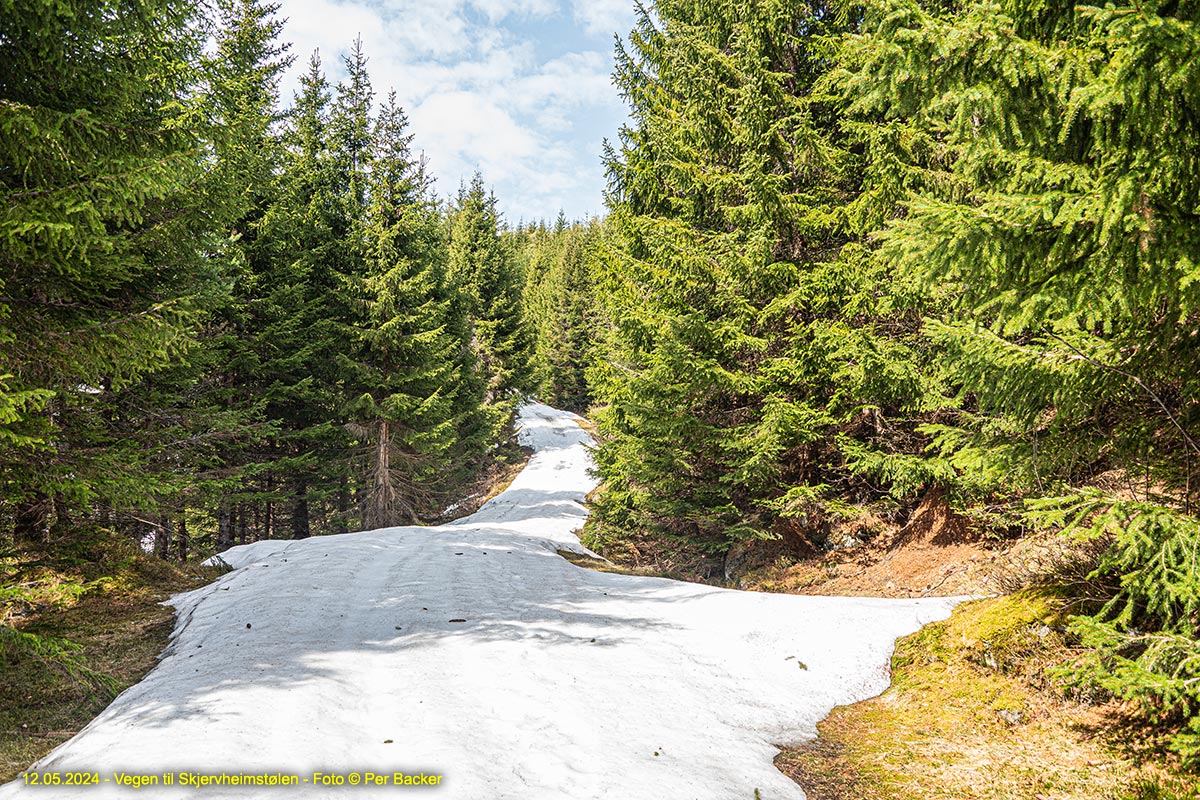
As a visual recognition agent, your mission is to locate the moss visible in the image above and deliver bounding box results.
[776,593,1196,800]
[0,557,223,783]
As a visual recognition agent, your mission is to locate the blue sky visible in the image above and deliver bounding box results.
[275,0,638,224]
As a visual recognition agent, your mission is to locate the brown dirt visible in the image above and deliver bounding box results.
[730,488,1009,598]
[731,488,1101,601]
[583,487,1044,599]
[579,485,1198,797]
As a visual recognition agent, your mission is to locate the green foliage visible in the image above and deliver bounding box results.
[840,0,1200,497]
[1029,492,1200,760]
[841,443,956,501]
[346,93,468,527]
[838,0,1200,760]
[1029,492,1200,633]
[572,0,1200,760]
[1,7,530,552]
[0,625,122,698]
[0,0,234,540]
[449,174,534,412]
[514,216,607,412]
[590,0,948,550]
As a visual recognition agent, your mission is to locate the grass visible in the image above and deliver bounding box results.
[774,591,1200,800]
[478,448,531,506]
[0,551,224,783]
[432,439,533,523]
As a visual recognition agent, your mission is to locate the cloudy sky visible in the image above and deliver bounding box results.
[275,0,638,224]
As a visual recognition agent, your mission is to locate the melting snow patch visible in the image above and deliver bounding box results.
[1,402,961,799]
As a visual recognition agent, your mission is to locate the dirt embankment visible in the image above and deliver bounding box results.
[587,487,1046,600]
[731,488,1003,598]
[581,489,1199,800]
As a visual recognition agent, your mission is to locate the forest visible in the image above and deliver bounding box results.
[2,0,1199,793]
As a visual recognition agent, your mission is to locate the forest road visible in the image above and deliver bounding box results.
[0,402,961,799]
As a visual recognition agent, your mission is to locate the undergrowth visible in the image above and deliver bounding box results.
[776,591,1199,800]
[0,533,224,782]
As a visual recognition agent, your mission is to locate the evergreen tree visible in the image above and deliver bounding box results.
[448,175,534,409]
[0,0,230,543]
[249,50,347,541]
[841,0,1200,759]
[346,93,461,527]
[200,0,295,551]
[516,218,606,412]
[591,0,941,553]
[328,36,374,239]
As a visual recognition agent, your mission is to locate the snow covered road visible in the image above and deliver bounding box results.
[2,403,959,799]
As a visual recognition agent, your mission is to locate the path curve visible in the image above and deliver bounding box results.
[1,403,959,799]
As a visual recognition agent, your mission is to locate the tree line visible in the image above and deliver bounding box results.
[540,0,1199,765]
[1,0,534,557]
[4,0,1199,766]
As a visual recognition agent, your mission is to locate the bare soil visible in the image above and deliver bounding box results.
[580,487,1199,799]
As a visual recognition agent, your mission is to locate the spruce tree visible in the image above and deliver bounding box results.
[516,218,606,412]
[251,50,347,540]
[448,175,534,409]
[0,0,230,543]
[346,93,461,527]
[841,0,1200,759]
[200,0,295,550]
[591,0,941,553]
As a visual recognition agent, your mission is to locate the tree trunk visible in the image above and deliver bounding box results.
[264,473,275,539]
[154,516,171,560]
[13,493,50,546]
[51,493,72,537]
[335,476,350,533]
[176,515,189,563]
[366,419,398,530]
[217,499,234,552]
[292,482,310,540]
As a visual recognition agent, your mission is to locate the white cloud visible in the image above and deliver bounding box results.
[571,0,636,38]
[468,0,558,22]
[275,0,630,221]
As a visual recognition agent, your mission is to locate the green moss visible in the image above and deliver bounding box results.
[776,592,1187,800]
[0,557,222,782]
[945,589,1064,643]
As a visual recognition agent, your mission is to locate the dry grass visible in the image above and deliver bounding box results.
[431,441,533,523]
[572,416,600,439]
[775,592,1199,800]
[555,548,665,577]
[0,556,223,783]
[478,452,530,506]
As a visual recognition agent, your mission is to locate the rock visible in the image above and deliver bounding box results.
[996,708,1025,726]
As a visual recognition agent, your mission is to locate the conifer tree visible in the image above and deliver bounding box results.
[0,0,230,543]
[448,175,533,409]
[516,219,606,412]
[199,0,295,550]
[841,0,1200,758]
[328,36,374,243]
[248,50,347,541]
[591,0,941,553]
[346,93,462,527]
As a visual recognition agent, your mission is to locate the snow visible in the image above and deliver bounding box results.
[1,403,962,799]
